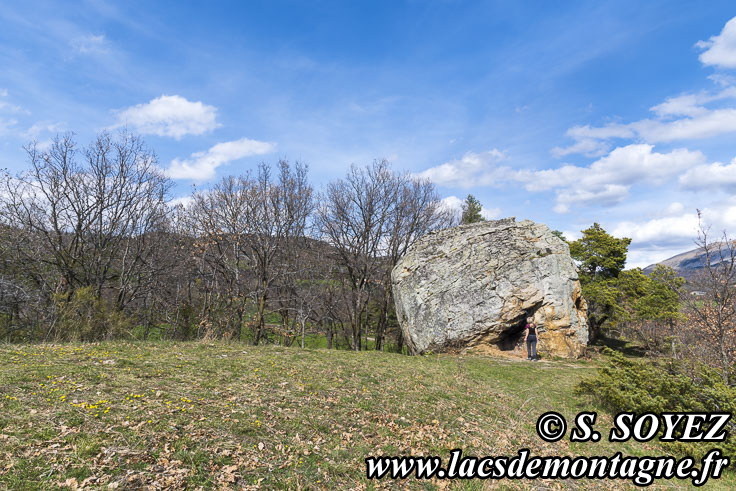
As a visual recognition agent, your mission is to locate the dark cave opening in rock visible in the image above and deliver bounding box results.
[497,322,526,351]
[497,310,537,352]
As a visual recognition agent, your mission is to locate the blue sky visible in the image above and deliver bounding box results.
[2,1,736,268]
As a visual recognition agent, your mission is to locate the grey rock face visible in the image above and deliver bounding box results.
[392,218,588,358]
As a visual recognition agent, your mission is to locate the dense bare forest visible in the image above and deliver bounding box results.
[0,131,454,349]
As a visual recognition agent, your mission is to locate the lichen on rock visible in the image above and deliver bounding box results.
[391,218,588,358]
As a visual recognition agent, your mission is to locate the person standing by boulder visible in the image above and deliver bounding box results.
[524,317,538,361]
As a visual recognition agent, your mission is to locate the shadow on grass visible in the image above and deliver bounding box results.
[593,335,648,357]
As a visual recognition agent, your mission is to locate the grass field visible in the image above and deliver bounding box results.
[0,342,733,489]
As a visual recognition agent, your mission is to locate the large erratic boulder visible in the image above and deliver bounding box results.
[391,218,588,358]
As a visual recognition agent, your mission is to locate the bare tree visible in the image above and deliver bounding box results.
[315,161,399,350]
[247,161,313,344]
[315,161,448,351]
[188,161,313,343]
[189,176,253,339]
[0,132,170,339]
[141,203,198,340]
[375,175,453,350]
[683,212,736,384]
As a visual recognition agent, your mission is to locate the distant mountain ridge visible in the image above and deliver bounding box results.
[642,242,735,279]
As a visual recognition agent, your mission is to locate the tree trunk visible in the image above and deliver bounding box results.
[325,321,333,349]
[669,319,676,358]
[719,336,730,385]
[375,286,391,351]
[235,305,244,342]
[254,280,267,345]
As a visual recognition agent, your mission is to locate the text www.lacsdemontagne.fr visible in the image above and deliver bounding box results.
[365,449,729,486]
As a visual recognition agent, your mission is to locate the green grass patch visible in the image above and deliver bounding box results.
[0,341,733,489]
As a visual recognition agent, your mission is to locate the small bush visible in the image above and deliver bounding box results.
[577,348,736,460]
[53,287,133,341]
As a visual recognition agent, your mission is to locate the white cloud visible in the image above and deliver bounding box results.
[551,138,610,158]
[696,16,736,69]
[566,124,635,140]
[113,95,220,139]
[579,144,703,187]
[439,195,502,221]
[0,89,22,135]
[679,157,736,192]
[614,213,701,246]
[438,195,464,214]
[70,34,110,55]
[0,118,18,135]
[709,73,736,87]
[0,101,23,113]
[632,108,736,142]
[0,89,25,115]
[552,185,629,213]
[650,94,706,118]
[168,196,193,208]
[413,150,507,188]
[421,144,703,213]
[481,207,502,220]
[551,124,634,157]
[517,144,704,212]
[166,137,276,181]
[23,121,66,140]
[556,102,736,152]
[664,202,685,216]
[551,16,736,157]
[561,229,582,242]
[625,247,696,270]
[612,198,736,268]
[650,87,736,117]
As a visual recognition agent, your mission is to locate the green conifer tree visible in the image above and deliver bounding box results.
[460,195,485,224]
